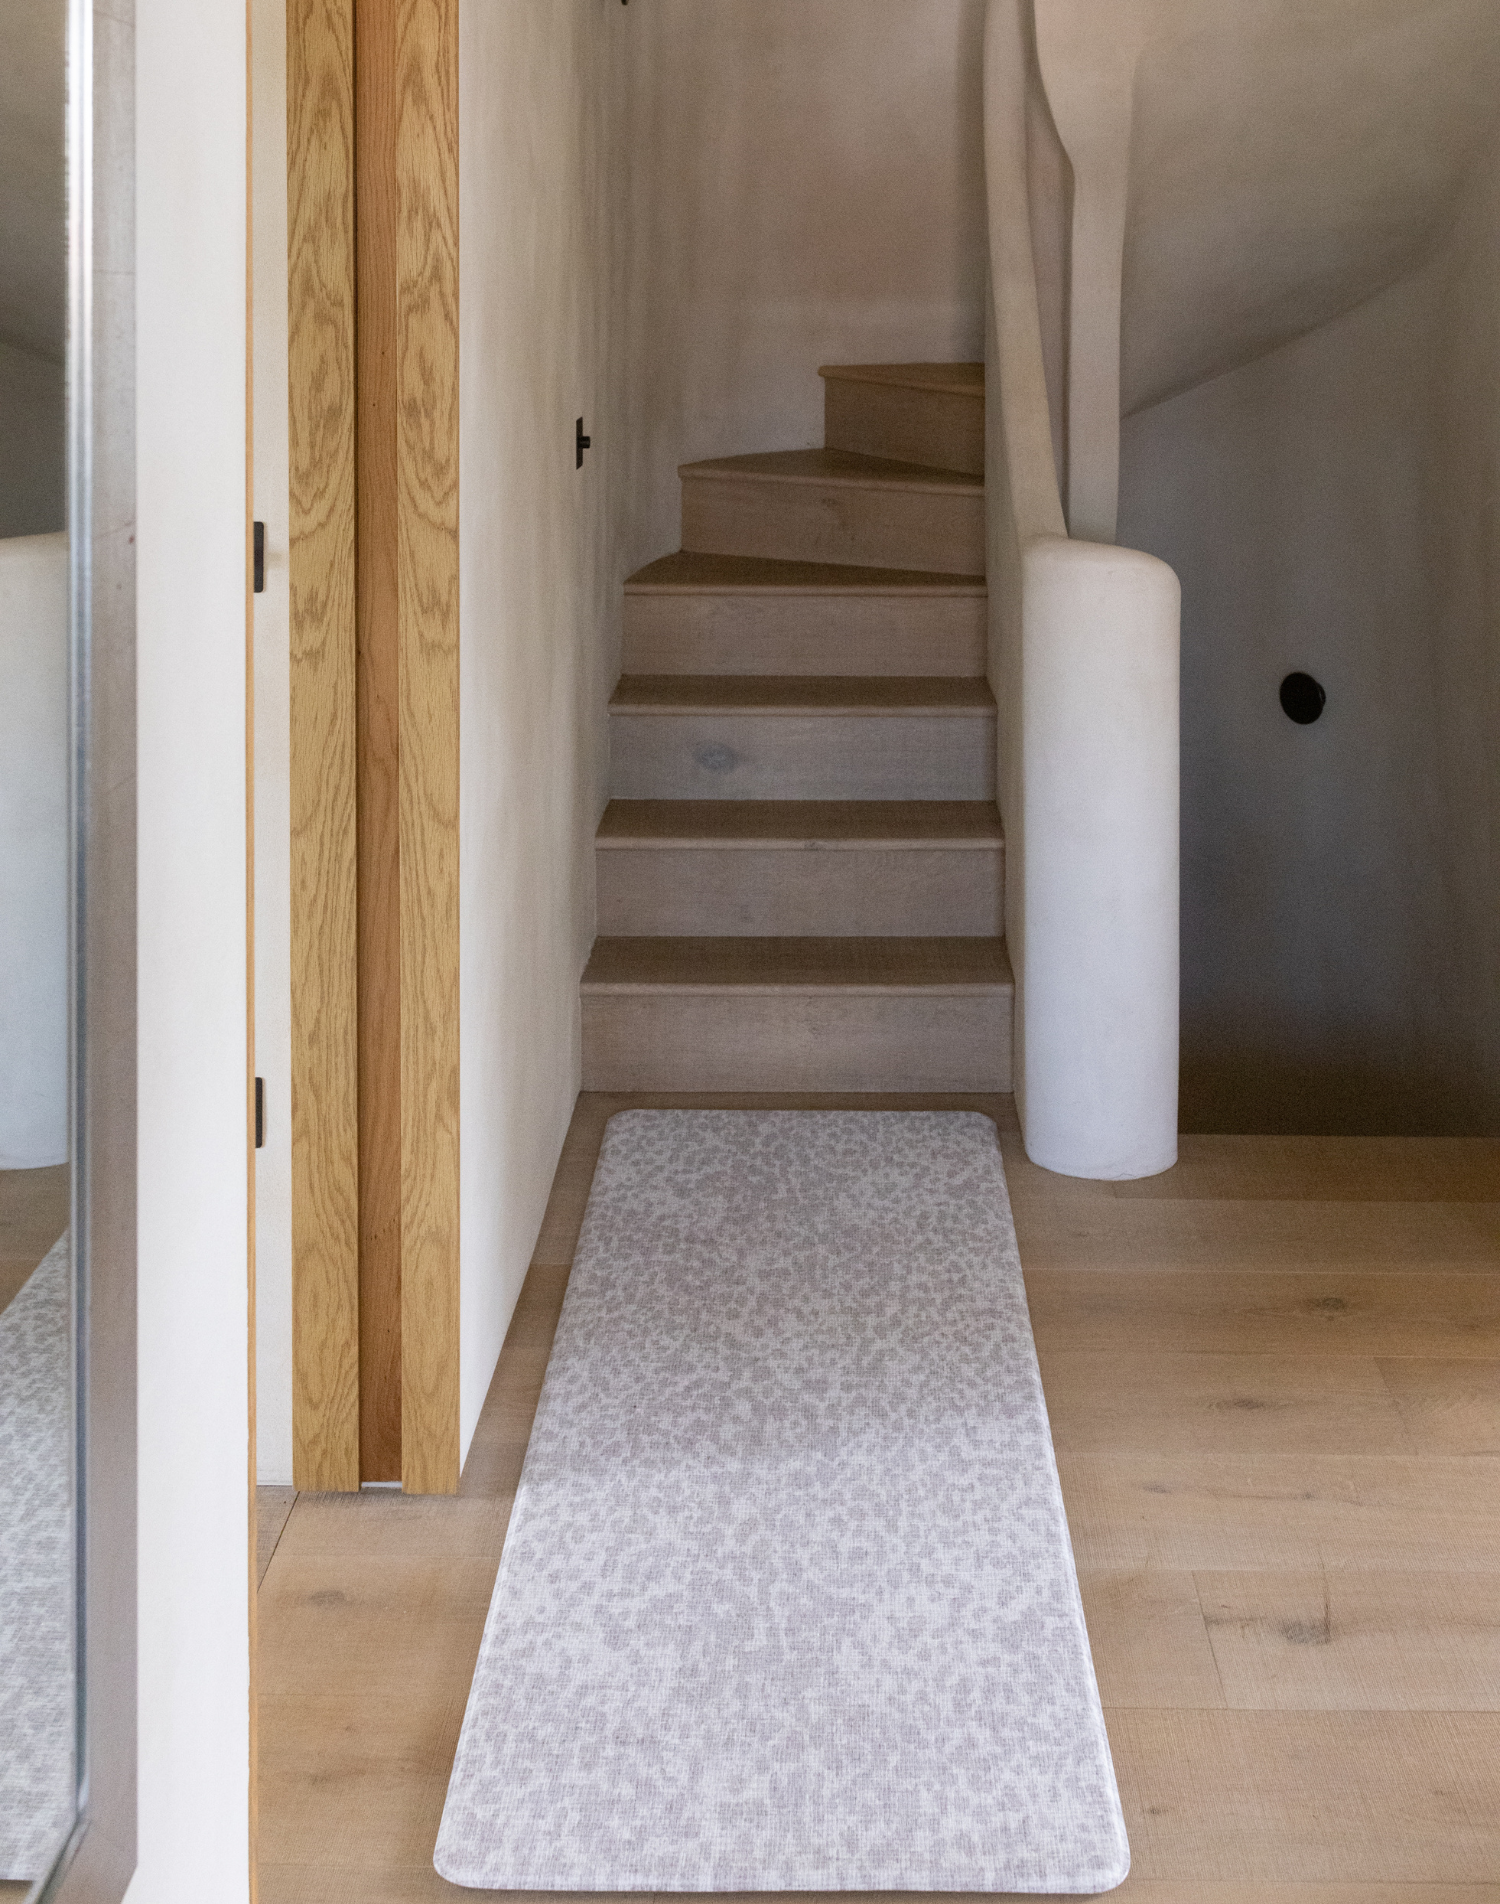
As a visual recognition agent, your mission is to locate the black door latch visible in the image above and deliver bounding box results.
[576,418,591,469]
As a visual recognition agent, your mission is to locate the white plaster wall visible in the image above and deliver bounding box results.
[0,343,66,538]
[130,0,252,1895]
[455,1,994,1448]
[1120,0,1500,415]
[250,0,294,1487]
[0,532,68,1168]
[457,0,627,1463]
[616,0,987,565]
[1119,139,1500,1135]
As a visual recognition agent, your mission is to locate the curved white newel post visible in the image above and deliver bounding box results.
[1021,536,1179,1178]
[985,0,1181,1178]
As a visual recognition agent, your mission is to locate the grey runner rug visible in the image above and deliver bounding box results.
[0,1236,73,1881]
[437,1111,1128,1894]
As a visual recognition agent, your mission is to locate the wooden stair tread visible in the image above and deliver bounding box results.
[582,936,1014,995]
[679,448,982,495]
[625,551,986,596]
[819,362,985,399]
[610,675,995,715]
[597,800,1004,849]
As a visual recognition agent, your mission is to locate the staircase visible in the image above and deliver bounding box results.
[581,363,1013,1093]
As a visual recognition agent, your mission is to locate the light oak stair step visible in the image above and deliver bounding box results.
[680,449,984,576]
[596,800,1005,937]
[580,936,1015,1092]
[623,551,987,678]
[821,362,985,477]
[608,675,997,801]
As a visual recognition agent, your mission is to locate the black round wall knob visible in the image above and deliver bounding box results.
[1280,672,1326,725]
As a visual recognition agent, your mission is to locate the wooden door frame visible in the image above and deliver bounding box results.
[247,4,258,1892]
[286,0,460,1497]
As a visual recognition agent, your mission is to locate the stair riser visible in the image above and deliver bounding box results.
[597,847,1004,937]
[682,475,984,575]
[581,992,1014,1092]
[623,591,987,678]
[823,380,985,477]
[609,714,997,802]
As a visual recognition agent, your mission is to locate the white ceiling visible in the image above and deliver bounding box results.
[0,0,67,363]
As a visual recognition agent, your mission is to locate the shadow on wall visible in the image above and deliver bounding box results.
[1181,1043,1493,1140]
[1115,9,1500,1138]
[0,0,67,539]
[0,346,65,539]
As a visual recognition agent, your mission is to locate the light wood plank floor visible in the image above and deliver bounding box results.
[256,1096,1500,1903]
[0,1163,68,1319]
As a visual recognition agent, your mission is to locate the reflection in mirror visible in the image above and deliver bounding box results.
[0,0,76,1894]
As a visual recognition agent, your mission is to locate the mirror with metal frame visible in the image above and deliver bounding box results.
[0,0,75,1891]
[2,0,135,1897]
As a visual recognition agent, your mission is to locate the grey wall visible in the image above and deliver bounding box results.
[1120,0,1500,415]
[1120,139,1500,1134]
[0,342,65,538]
[0,0,67,538]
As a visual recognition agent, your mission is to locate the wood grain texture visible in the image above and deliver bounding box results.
[248,33,260,1882]
[596,801,1005,938]
[356,0,404,1486]
[254,1881,1500,1904]
[609,674,995,713]
[581,969,1014,1093]
[1196,1569,1500,1711]
[1115,1709,1500,1883]
[1025,1268,1500,1359]
[0,1164,69,1317]
[622,590,987,680]
[1376,1358,1500,1454]
[256,1113,1500,1902]
[596,799,1006,845]
[288,0,360,1493]
[1040,1350,1416,1456]
[626,549,987,592]
[581,941,1016,1091]
[597,847,1003,939]
[581,935,1015,992]
[683,447,983,493]
[257,1485,299,1588]
[1003,1194,1500,1273]
[1077,1569,1227,1710]
[1058,1452,1500,1574]
[394,0,460,1497]
[822,364,986,476]
[817,363,986,397]
[609,711,997,803]
[1110,1134,1500,1204]
[681,452,986,575]
[582,994,1015,1095]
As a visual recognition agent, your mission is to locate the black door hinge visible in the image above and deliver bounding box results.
[253,521,265,593]
[576,418,591,469]
[255,1077,265,1149]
